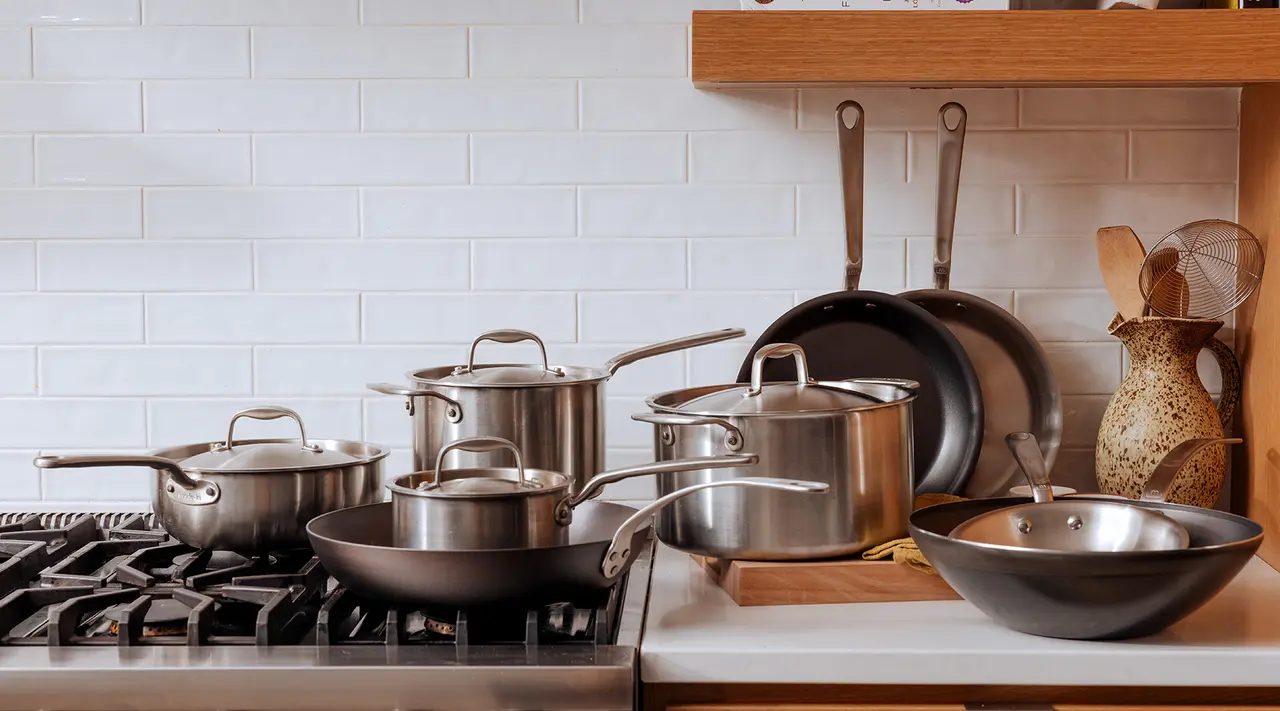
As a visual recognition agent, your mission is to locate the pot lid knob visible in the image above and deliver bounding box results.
[179,406,359,471]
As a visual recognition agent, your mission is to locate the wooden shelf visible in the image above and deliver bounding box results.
[691,10,1280,88]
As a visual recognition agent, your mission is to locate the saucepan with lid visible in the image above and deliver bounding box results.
[35,406,387,551]
[387,435,768,550]
[637,342,919,560]
[369,327,745,495]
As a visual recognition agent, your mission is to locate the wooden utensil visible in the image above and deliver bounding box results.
[1096,226,1147,321]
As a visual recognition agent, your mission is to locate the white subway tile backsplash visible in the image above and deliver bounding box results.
[1021,88,1240,128]
[0,138,33,187]
[474,239,686,291]
[254,240,470,292]
[0,400,146,447]
[1047,448,1098,493]
[363,187,576,238]
[0,82,141,132]
[798,183,1015,237]
[41,346,252,395]
[149,398,362,446]
[1019,184,1237,237]
[364,0,577,25]
[906,237,1102,289]
[147,294,360,344]
[0,243,36,291]
[579,292,792,343]
[1130,130,1239,184]
[363,397,412,447]
[363,293,577,344]
[0,452,40,501]
[687,341,751,386]
[252,27,466,79]
[37,135,250,186]
[144,80,358,132]
[362,80,578,132]
[910,131,1127,184]
[690,237,905,292]
[798,89,1019,131]
[580,186,794,237]
[1015,290,1118,342]
[255,346,461,396]
[34,27,249,79]
[605,395,653,449]
[0,29,32,78]
[1042,342,1122,395]
[581,0,738,23]
[0,0,139,25]
[38,241,252,291]
[144,0,357,25]
[472,133,686,185]
[0,350,37,395]
[599,449,657,500]
[0,189,141,238]
[691,131,907,184]
[0,295,143,344]
[253,135,469,186]
[471,26,685,78]
[144,188,358,238]
[582,80,795,131]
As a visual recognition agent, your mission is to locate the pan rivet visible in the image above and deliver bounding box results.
[660,425,674,446]
[446,406,461,422]
[166,484,175,493]
[1017,518,1032,534]
[1067,515,1084,530]
[205,487,216,497]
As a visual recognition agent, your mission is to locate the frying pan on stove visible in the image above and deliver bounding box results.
[900,103,1061,498]
[737,100,983,495]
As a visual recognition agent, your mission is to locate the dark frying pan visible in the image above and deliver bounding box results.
[737,100,983,495]
[307,477,825,607]
[910,496,1262,640]
[900,103,1062,498]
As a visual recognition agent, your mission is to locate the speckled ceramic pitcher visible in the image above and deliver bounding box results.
[1095,314,1240,508]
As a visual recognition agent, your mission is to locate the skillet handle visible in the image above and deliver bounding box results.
[1141,437,1242,502]
[836,100,864,292]
[603,328,746,376]
[33,454,220,506]
[600,477,828,579]
[934,102,966,291]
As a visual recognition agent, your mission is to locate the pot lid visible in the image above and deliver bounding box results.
[680,381,879,415]
[424,329,608,387]
[176,405,365,472]
[394,467,571,498]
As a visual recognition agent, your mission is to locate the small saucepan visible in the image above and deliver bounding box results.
[387,436,785,550]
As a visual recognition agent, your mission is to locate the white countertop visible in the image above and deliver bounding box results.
[641,543,1280,687]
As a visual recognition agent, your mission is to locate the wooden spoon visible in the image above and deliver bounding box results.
[1096,226,1147,321]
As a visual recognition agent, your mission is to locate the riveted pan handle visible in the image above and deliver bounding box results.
[631,413,745,452]
[366,383,462,423]
[603,328,746,376]
[934,102,967,291]
[1005,432,1054,504]
[566,453,759,518]
[33,454,220,506]
[837,100,864,292]
[600,477,829,579]
[1141,437,1242,503]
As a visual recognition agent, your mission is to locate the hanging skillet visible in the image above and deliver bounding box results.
[736,100,983,495]
[899,103,1062,498]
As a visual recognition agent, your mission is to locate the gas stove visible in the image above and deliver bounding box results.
[0,511,650,711]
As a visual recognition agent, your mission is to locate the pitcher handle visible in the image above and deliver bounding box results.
[1205,337,1241,428]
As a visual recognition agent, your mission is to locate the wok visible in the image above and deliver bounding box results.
[910,496,1262,640]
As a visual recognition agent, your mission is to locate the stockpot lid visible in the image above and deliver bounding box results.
[174,406,369,473]
[412,329,609,388]
[387,437,572,499]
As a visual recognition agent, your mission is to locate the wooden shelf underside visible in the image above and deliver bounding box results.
[692,10,1280,88]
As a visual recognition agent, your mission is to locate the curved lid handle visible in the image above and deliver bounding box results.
[1005,432,1054,504]
[1141,437,1242,502]
[426,436,530,491]
[747,343,813,396]
[216,406,319,454]
[454,330,564,378]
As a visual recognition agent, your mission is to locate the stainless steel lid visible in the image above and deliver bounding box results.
[681,381,878,415]
[404,468,572,498]
[413,330,609,388]
[176,406,367,473]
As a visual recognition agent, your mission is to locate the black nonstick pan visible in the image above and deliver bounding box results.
[900,103,1062,498]
[910,495,1262,640]
[737,100,983,495]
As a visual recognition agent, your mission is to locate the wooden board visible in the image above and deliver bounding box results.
[691,10,1280,87]
[692,555,959,606]
[1237,85,1280,572]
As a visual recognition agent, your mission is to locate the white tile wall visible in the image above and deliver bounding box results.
[0,2,1244,507]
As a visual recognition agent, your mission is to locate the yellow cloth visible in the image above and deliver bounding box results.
[860,493,966,576]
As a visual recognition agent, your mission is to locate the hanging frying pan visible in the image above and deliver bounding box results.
[899,103,1062,498]
[736,100,983,495]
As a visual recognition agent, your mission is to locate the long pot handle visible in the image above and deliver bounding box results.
[365,383,462,423]
[748,343,813,394]
[428,436,526,490]
[1140,437,1242,503]
[603,328,746,376]
[631,413,744,452]
[600,477,829,579]
[32,454,220,506]
[1005,432,1054,504]
[1205,337,1241,428]
[566,453,759,514]
[218,406,318,453]
[836,100,864,291]
[934,102,967,291]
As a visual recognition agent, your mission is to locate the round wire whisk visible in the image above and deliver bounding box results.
[1138,219,1264,320]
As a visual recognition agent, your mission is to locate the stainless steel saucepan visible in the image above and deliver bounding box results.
[368,327,745,496]
[386,436,762,550]
[35,406,387,552]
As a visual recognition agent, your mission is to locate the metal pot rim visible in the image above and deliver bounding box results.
[386,468,573,500]
[644,379,918,418]
[405,364,611,390]
[151,437,390,475]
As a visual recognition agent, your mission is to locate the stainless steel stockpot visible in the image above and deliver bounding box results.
[368,327,744,496]
[34,406,386,552]
[637,343,919,560]
[386,436,761,550]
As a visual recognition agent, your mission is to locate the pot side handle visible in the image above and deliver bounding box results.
[600,477,829,579]
[365,383,462,423]
[1205,337,1241,428]
[631,413,744,452]
[603,328,746,376]
[32,454,220,505]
